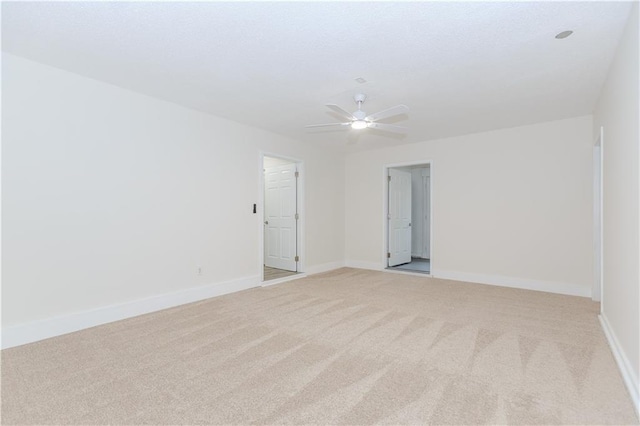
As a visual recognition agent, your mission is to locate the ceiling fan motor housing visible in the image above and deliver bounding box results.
[353,110,366,120]
[353,93,367,118]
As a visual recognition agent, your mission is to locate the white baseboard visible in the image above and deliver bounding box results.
[305,261,345,275]
[1,275,260,350]
[345,260,383,271]
[432,269,591,298]
[599,314,640,416]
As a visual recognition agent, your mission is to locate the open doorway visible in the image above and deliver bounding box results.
[261,155,302,282]
[385,163,431,274]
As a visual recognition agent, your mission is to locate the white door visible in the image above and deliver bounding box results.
[389,169,412,266]
[264,164,297,271]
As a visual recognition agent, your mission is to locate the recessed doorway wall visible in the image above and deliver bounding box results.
[384,162,432,275]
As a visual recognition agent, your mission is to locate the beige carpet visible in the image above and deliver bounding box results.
[2,268,637,425]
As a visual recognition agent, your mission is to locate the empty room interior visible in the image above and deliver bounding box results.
[2,2,639,425]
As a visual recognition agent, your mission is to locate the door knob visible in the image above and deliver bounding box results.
[264,220,269,225]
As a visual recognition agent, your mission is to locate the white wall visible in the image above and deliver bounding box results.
[345,116,594,296]
[593,3,639,411]
[2,53,345,329]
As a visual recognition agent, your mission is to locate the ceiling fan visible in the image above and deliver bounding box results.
[306,94,409,133]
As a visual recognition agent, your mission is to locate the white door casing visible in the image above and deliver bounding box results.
[388,169,412,266]
[593,127,603,303]
[264,164,297,271]
[424,174,431,259]
[410,169,423,258]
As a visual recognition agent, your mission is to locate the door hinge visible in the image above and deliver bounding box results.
[295,171,299,178]
[388,175,391,182]
[295,213,299,220]
[295,255,299,262]
[387,252,391,258]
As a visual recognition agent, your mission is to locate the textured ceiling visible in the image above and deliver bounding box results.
[2,1,633,151]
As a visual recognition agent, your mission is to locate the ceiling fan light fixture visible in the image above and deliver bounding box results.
[351,120,368,130]
[306,94,409,135]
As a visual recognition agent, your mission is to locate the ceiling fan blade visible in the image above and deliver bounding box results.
[326,104,356,120]
[368,122,408,133]
[305,122,351,129]
[365,104,409,122]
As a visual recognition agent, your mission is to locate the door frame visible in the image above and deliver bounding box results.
[258,152,305,282]
[593,127,604,305]
[383,160,433,275]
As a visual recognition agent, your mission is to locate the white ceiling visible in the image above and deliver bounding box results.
[2,1,633,151]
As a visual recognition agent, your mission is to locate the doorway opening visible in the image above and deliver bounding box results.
[384,162,432,274]
[261,154,303,283]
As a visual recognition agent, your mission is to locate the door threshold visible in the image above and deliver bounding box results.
[384,268,432,278]
[261,273,307,287]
